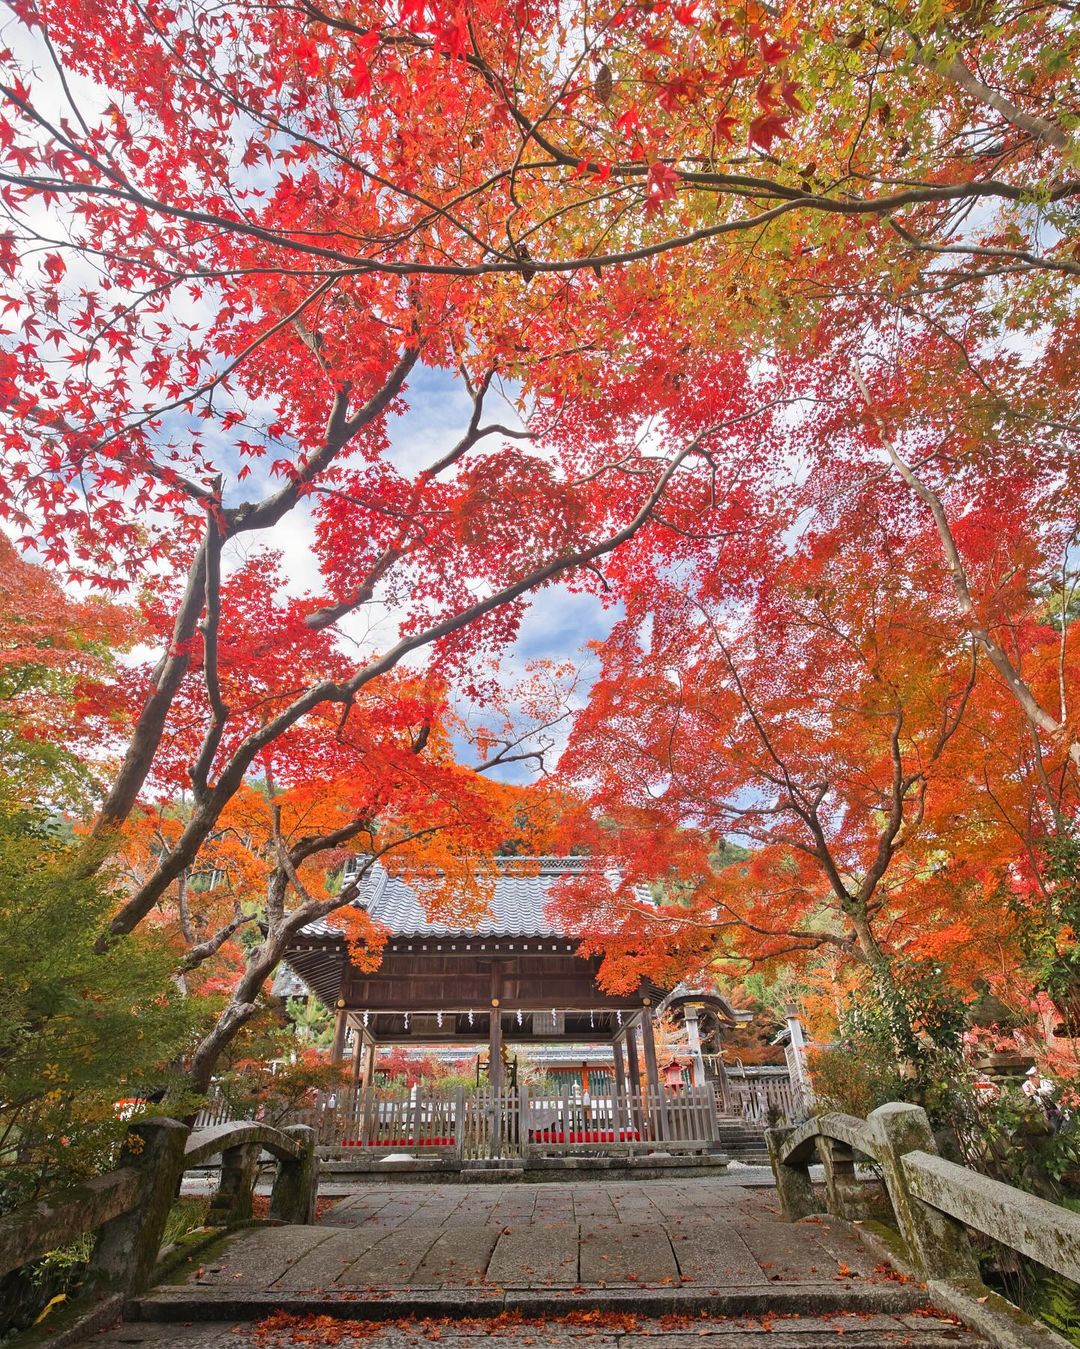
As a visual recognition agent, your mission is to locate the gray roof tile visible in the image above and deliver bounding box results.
[303,855,588,940]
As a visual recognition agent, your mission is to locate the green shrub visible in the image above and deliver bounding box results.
[0,804,200,1214]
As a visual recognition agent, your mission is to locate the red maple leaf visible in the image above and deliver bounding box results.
[748,113,791,151]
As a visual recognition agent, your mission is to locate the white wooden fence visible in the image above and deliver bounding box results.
[728,1075,805,1126]
[244,1081,721,1158]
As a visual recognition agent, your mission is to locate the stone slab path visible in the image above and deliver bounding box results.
[157,1180,899,1297]
[115,1179,984,1346]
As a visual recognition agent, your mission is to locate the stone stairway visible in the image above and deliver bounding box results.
[114,1178,984,1346]
[97,1311,981,1347]
[714,1116,771,1166]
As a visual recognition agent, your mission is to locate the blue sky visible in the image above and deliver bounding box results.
[241,363,621,785]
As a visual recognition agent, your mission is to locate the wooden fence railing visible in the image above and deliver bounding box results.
[515,1083,717,1155]
[767,1104,1080,1340]
[0,1118,317,1301]
[310,1081,719,1158]
[727,1075,804,1126]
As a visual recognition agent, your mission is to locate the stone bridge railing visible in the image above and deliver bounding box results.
[0,1118,317,1302]
[768,1103,1080,1344]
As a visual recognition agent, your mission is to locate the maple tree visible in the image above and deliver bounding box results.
[0,0,1076,1094]
[0,532,135,805]
[110,618,566,1089]
[551,487,1077,1048]
[0,0,803,948]
[3,0,1072,300]
[794,316,1080,775]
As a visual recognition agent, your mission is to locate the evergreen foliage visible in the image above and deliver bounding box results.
[0,805,198,1213]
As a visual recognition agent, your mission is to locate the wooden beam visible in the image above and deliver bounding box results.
[348,1029,363,1122]
[625,1025,644,1135]
[489,1001,504,1157]
[612,1036,628,1129]
[639,1004,667,1140]
[330,1006,348,1063]
[359,1031,628,1046]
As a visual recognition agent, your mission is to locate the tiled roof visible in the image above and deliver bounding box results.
[303,855,589,940]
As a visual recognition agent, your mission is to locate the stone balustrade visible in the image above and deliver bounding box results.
[0,1118,317,1300]
[767,1102,1080,1348]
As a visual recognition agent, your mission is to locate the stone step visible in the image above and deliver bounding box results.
[127,1281,937,1323]
[87,1312,985,1349]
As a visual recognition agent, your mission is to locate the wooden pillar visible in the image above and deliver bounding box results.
[489,1000,504,1156]
[359,1042,377,1146]
[612,1037,628,1129]
[684,1007,707,1088]
[715,1052,732,1114]
[348,1026,363,1123]
[640,1004,668,1141]
[625,1025,644,1135]
[330,1004,348,1063]
[785,1002,813,1111]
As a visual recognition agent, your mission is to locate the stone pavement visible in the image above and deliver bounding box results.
[156,1180,903,1298]
[116,1179,984,1346]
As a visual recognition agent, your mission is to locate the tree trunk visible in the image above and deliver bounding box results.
[846,906,920,1074]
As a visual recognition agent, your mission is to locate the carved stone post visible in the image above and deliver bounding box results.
[784,1003,812,1112]
[207,1140,262,1225]
[269,1125,318,1225]
[454,1086,467,1161]
[868,1103,978,1280]
[817,1135,866,1220]
[347,1030,363,1124]
[89,1117,189,1295]
[766,1126,825,1222]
